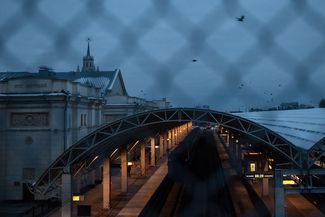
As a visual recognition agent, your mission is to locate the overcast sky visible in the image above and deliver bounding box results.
[0,0,324,111]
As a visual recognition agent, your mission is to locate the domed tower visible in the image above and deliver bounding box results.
[82,39,96,72]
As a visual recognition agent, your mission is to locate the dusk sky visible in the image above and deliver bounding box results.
[0,0,324,111]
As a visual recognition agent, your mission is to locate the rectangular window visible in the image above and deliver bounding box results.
[81,114,83,126]
[80,114,87,126]
[83,114,87,126]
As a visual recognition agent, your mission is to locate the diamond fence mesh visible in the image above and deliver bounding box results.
[0,0,324,111]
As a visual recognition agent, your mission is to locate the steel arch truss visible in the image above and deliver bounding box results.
[32,108,305,196]
[307,137,325,168]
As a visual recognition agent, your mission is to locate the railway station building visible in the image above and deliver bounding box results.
[0,42,170,200]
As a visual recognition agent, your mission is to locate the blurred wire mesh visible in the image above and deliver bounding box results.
[0,0,324,110]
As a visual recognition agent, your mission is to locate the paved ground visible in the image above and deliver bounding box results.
[48,155,168,217]
[116,161,167,217]
[217,134,262,217]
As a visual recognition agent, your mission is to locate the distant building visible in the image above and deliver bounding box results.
[279,102,299,110]
[248,102,314,113]
[0,41,170,200]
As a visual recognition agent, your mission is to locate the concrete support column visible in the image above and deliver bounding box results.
[150,138,155,166]
[170,129,173,147]
[181,126,185,140]
[164,132,168,154]
[103,158,111,209]
[262,161,269,197]
[159,135,164,158]
[186,123,190,134]
[274,169,284,217]
[226,134,229,146]
[168,130,172,150]
[120,149,128,193]
[174,128,177,146]
[262,177,269,196]
[173,129,176,147]
[178,127,182,142]
[140,142,146,176]
[61,173,72,217]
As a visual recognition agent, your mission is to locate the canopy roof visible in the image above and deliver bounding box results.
[33,108,325,196]
[236,108,325,150]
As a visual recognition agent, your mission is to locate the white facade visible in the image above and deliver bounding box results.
[104,95,170,123]
[0,77,104,200]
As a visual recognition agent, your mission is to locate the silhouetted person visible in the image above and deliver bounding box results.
[236,15,245,22]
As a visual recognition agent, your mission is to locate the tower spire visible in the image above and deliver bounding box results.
[87,38,91,56]
[81,38,96,72]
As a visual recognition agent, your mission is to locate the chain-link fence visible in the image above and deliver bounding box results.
[0,0,324,111]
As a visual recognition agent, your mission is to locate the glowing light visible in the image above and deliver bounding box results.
[110,148,118,158]
[235,139,239,143]
[155,145,159,149]
[249,152,261,155]
[268,165,272,170]
[86,156,98,169]
[127,162,134,166]
[250,163,256,172]
[255,174,264,178]
[72,195,84,201]
[283,180,296,185]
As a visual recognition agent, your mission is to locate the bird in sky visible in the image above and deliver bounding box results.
[236,15,245,22]
[192,59,197,62]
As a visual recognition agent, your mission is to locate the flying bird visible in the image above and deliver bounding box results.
[236,15,245,22]
[192,59,197,62]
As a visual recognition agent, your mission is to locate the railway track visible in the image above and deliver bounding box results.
[140,129,236,217]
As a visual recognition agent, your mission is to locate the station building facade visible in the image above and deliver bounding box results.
[0,43,170,200]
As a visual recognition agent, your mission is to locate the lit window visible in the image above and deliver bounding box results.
[250,163,256,172]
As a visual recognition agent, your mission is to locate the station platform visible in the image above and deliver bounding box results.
[216,133,325,217]
[116,161,167,217]
[251,180,325,217]
[47,155,168,217]
[216,135,261,217]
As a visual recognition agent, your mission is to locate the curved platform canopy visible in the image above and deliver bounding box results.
[32,108,325,196]
[236,108,325,168]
